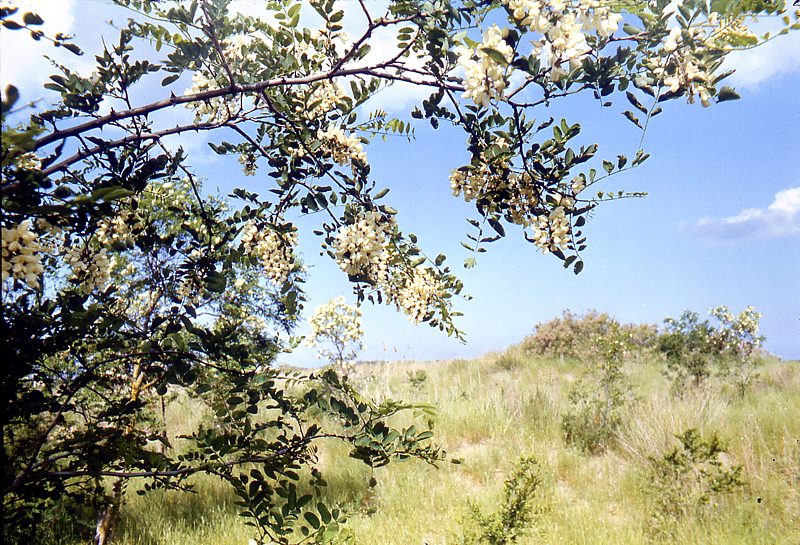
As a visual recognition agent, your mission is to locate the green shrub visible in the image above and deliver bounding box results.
[658,307,766,395]
[647,428,745,533]
[561,325,635,454]
[658,311,721,390]
[463,456,545,545]
[494,353,523,372]
[406,369,428,389]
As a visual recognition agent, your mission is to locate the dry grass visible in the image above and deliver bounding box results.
[111,352,800,545]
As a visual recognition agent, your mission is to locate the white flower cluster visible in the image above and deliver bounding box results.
[571,174,586,194]
[223,33,263,65]
[177,275,205,306]
[395,267,440,324]
[296,80,346,121]
[2,220,44,289]
[450,137,583,234]
[16,152,42,171]
[456,25,514,106]
[648,10,752,107]
[531,205,570,252]
[710,305,763,353]
[317,125,368,170]
[505,0,621,80]
[450,166,548,226]
[334,211,393,282]
[241,223,298,285]
[186,71,233,122]
[578,0,622,38]
[96,209,143,248]
[307,295,364,374]
[238,152,257,176]
[66,246,114,293]
[653,40,713,106]
[333,211,444,323]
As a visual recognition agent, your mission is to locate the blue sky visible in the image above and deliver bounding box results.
[2,0,798,362]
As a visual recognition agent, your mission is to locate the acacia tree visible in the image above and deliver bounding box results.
[1,0,797,543]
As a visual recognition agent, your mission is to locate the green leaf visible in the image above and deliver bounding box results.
[22,12,44,25]
[161,74,180,86]
[626,91,648,114]
[60,42,83,56]
[205,270,227,293]
[622,110,642,129]
[317,502,332,524]
[488,218,505,237]
[716,86,740,103]
[1,84,19,114]
[480,47,509,66]
[623,23,643,35]
[304,512,321,529]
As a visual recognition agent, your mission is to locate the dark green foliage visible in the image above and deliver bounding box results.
[647,428,745,533]
[657,311,722,389]
[464,456,545,545]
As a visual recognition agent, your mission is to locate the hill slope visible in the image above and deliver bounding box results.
[115,349,800,545]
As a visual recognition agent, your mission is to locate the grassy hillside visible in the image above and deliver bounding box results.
[114,347,800,545]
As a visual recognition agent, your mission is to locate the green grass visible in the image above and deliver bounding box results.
[112,351,800,545]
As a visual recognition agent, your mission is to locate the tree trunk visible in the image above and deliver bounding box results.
[94,478,123,545]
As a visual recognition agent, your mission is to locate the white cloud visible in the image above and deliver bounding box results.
[723,24,800,89]
[696,186,800,240]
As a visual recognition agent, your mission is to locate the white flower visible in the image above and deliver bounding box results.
[241,223,298,285]
[531,206,570,252]
[395,267,441,324]
[457,25,514,106]
[2,219,44,289]
[333,211,393,282]
[317,125,367,171]
[307,296,364,374]
[66,245,114,293]
[664,27,682,53]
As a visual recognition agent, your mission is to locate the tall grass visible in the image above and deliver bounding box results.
[111,352,800,545]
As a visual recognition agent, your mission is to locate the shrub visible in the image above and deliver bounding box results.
[463,456,546,545]
[494,353,523,372]
[657,307,766,395]
[709,306,765,396]
[522,310,657,363]
[657,311,721,389]
[406,370,428,389]
[646,428,745,533]
[561,325,635,454]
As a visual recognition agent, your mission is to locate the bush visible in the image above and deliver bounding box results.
[561,325,635,454]
[657,307,765,395]
[522,310,657,363]
[646,428,745,533]
[406,370,428,389]
[463,456,546,545]
[657,311,721,390]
